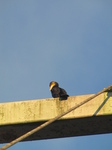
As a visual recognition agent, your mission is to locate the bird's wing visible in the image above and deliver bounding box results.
[60,88,68,96]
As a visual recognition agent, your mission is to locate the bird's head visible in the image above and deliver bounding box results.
[49,81,59,90]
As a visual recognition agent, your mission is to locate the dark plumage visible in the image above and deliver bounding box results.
[49,81,69,100]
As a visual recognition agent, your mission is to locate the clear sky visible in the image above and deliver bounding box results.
[0,1,112,150]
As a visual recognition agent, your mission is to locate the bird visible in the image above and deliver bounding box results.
[49,81,69,100]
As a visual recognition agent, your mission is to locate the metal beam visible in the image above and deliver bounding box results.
[0,92,112,143]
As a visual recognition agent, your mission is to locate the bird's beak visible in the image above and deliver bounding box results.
[49,84,54,91]
[49,86,52,91]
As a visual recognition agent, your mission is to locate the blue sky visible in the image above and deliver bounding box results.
[0,1,112,149]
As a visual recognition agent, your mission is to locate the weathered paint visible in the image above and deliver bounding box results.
[0,92,112,143]
[0,93,112,125]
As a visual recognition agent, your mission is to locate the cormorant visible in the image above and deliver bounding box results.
[49,81,69,100]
